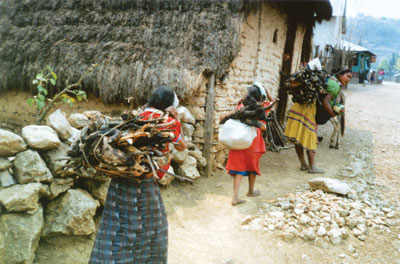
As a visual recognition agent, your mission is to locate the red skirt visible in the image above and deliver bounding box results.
[225,128,266,175]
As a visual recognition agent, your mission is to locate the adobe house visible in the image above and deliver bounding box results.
[0,0,332,176]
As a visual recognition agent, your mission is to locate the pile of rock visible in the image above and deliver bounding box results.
[0,107,203,263]
[242,178,398,248]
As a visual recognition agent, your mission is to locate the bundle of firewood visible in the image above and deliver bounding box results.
[220,99,277,128]
[65,111,179,180]
[285,68,328,104]
[219,100,287,151]
[264,110,287,152]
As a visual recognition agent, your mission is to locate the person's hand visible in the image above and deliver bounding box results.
[165,106,178,119]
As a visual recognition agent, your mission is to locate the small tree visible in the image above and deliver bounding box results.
[27,64,98,124]
[395,57,400,72]
[378,57,389,72]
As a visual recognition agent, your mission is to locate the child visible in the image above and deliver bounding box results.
[224,82,274,205]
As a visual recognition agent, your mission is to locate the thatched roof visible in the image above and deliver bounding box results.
[0,0,331,104]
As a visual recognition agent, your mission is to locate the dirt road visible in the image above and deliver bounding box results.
[164,82,400,264]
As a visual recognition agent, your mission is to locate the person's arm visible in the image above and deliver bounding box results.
[322,94,336,117]
[265,89,275,103]
[174,137,186,152]
[165,106,186,152]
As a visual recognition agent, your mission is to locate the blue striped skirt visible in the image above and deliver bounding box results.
[89,178,168,264]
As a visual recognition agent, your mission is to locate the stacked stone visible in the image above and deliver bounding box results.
[161,106,206,185]
[242,178,398,249]
[0,109,102,264]
[0,107,204,263]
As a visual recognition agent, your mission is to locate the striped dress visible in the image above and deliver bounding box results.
[89,178,168,263]
[284,102,317,151]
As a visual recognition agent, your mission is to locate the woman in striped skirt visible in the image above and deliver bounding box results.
[89,86,186,263]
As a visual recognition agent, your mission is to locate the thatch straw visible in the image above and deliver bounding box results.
[0,0,331,104]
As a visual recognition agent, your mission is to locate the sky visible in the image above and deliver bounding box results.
[346,0,400,19]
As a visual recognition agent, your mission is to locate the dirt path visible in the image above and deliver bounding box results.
[163,82,400,264]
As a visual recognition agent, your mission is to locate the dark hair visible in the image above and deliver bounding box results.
[147,86,175,110]
[243,86,262,107]
[331,66,352,77]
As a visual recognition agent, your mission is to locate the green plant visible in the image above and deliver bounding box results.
[27,64,97,124]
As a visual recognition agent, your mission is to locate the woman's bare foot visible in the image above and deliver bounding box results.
[300,164,309,171]
[247,190,260,197]
[231,198,246,206]
[308,167,325,174]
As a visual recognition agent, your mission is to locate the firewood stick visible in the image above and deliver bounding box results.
[158,168,194,183]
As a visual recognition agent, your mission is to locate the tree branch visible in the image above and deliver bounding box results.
[36,64,98,124]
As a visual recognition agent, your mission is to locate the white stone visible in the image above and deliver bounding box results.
[0,169,16,187]
[41,142,75,177]
[0,205,44,264]
[0,183,49,213]
[0,129,27,156]
[182,123,195,138]
[352,228,363,236]
[329,228,342,245]
[302,229,316,241]
[177,156,200,180]
[46,109,74,140]
[22,125,61,150]
[299,215,311,226]
[43,189,100,236]
[308,177,351,195]
[171,148,189,164]
[348,244,356,253]
[13,149,53,183]
[177,106,195,125]
[65,127,81,145]
[270,211,284,219]
[0,157,12,170]
[357,235,366,241]
[294,207,304,215]
[68,113,89,129]
[317,226,327,236]
[49,178,75,199]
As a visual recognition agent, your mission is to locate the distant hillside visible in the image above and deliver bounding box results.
[345,15,400,62]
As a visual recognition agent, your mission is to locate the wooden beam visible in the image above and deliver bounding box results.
[203,73,215,178]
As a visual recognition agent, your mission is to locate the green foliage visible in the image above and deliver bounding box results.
[378,58,389,71]
[378,53,400,74]
[395,57,400,71]
[27,66,88,123]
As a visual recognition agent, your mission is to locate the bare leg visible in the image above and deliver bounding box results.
[247,173,260,197]
[306,150,325,173]
[330,118,339,148]
[232,174,246,205]
[295,144,309,170]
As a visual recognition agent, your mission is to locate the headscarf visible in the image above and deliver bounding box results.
[331,66,352,77]
[247,82,267,101]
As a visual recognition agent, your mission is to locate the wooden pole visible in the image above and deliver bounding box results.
[203,73,215,177]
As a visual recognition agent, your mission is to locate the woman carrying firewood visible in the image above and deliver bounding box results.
[224,82,275,206]
[284,66,352,174]
[89,86,186,264]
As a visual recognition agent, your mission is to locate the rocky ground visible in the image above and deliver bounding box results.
[164,81,400,264]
